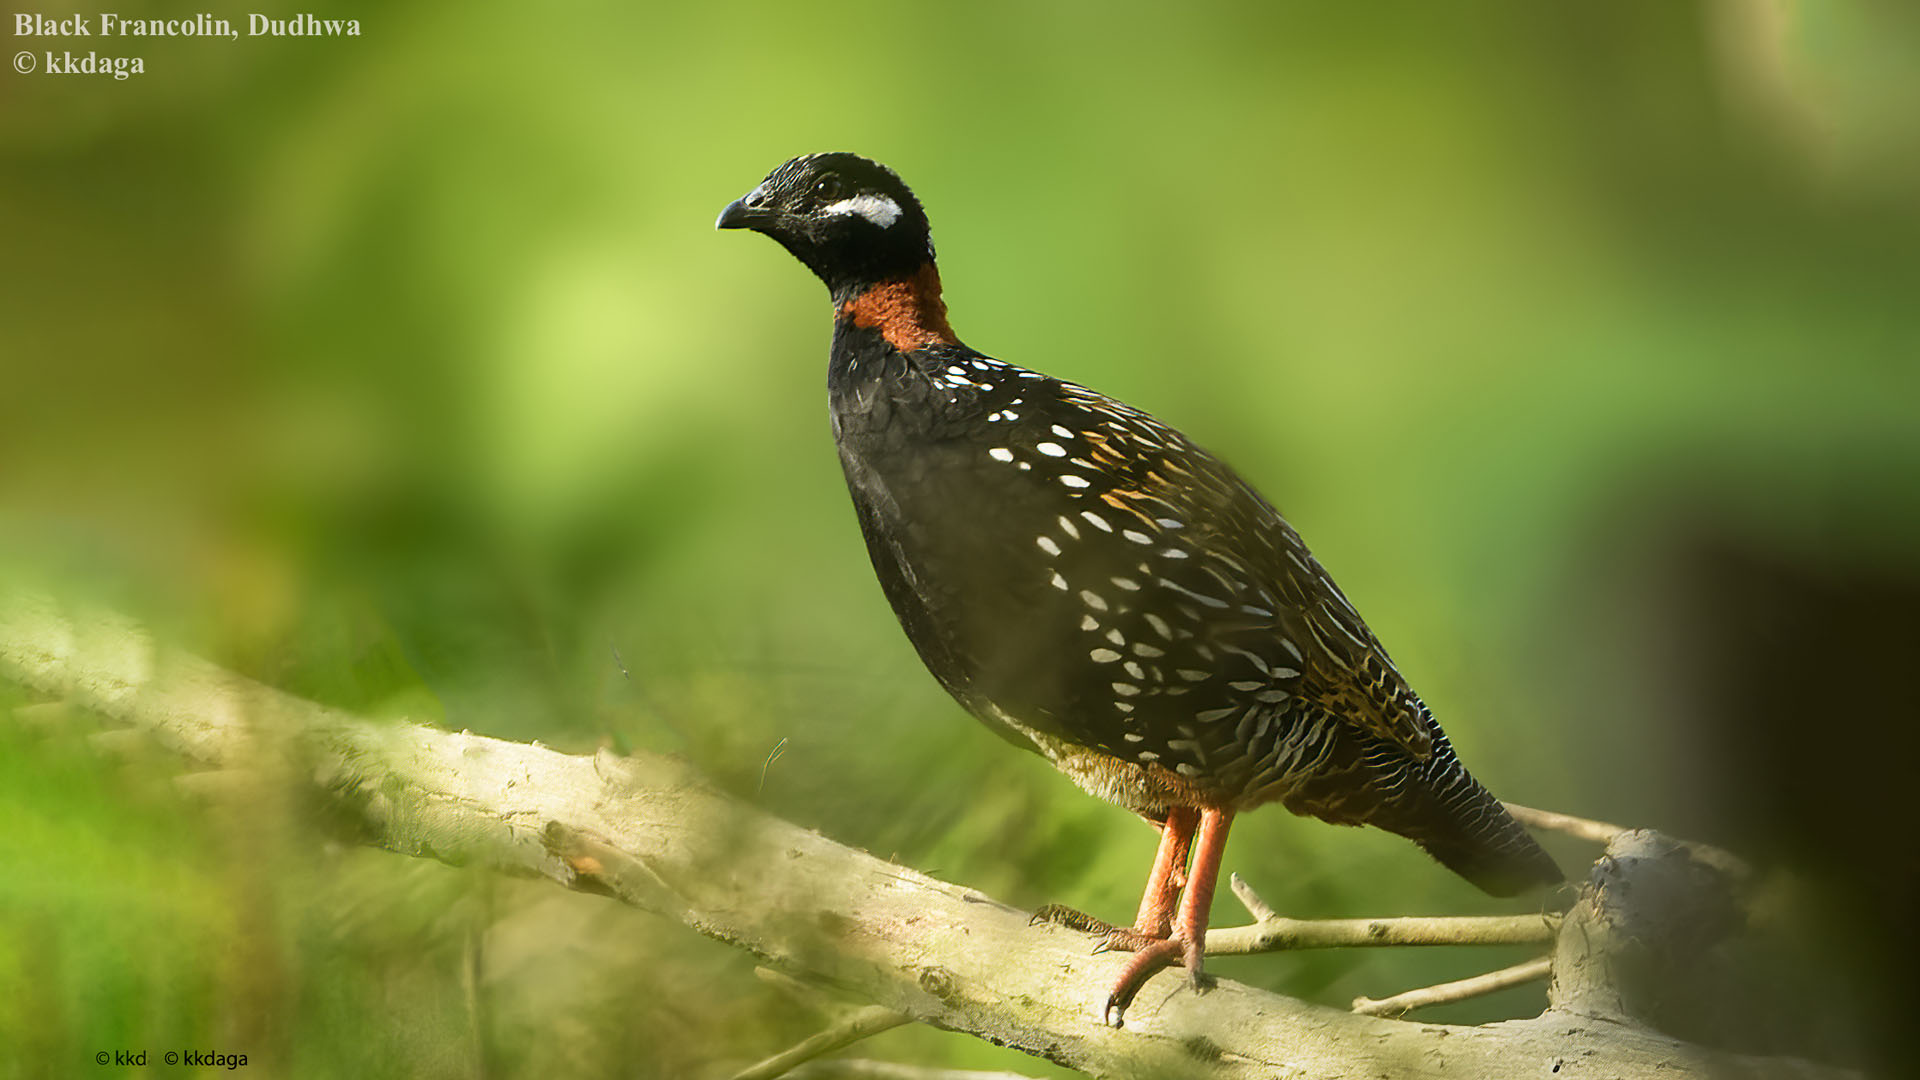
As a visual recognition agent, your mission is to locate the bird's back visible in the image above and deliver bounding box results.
[829,329,1558,894]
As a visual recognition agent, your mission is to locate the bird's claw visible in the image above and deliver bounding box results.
[1102,936,1189,1027]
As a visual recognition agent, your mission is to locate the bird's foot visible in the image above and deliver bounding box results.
[1104,933,1210,1027]
[1030,905,1167,954]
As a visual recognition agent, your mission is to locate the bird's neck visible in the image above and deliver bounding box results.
[833,262,958,353]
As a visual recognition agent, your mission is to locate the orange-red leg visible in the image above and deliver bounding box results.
[1029,807,1196,944]
[1105,806,1235,1025]
[1129,806,1197,940]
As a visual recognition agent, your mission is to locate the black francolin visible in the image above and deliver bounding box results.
[717,153,1560,1024]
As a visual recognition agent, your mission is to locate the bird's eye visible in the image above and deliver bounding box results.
[813,176,845,201]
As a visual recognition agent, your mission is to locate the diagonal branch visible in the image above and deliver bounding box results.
[0,592,1859,1080]
[1352,956,1554,1017]
[728,1004,912,1080]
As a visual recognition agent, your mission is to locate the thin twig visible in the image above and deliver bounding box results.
[1502,802,1626,844]
[1505,803,1750,878]
[755,966,846,1015]
[10,700,78,733]
[1206,874,1560,955]
[788,1062,1047,1079]
[729,1005,911,1080]
[88,727,157,759]
[1352,955,1553,1017]
[464,874,494,1080]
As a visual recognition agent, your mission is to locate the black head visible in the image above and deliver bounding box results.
[716,153,933,301]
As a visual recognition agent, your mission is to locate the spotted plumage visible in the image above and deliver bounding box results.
[718,153,1559,1022]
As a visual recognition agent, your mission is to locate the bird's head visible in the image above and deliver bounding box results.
[716,153,933,302]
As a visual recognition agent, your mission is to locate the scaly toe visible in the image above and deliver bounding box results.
[1094,926,1166,954]
[1029,903,1115,934]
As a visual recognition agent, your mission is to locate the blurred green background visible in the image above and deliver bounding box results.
[4,1,1917,1077]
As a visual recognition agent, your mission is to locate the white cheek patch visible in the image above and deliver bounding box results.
[821,194,903,228]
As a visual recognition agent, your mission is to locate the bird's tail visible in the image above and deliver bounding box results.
[1305,729,1560,897]
[1385,734,1561,896]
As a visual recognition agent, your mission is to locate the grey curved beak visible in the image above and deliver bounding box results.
[717,184,780,230]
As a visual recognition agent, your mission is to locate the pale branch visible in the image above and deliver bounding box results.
[756,965,856,1013]
[738,969,914,1080]
[1505,802,1753,880]
[1216,876,1555,1019]
[787,1063,1048,1080]
[1206,873,1560,955]
[1352,956,1553,1018]
[729,1005,912,1080]
[1502,802,1628,844]
[87,726,157,758]
[0,592,1860,1080]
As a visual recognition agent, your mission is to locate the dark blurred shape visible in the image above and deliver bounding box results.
[1571,482,1920,1073]
[1673,523,1917,1073]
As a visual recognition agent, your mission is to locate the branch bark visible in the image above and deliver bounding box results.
[1212,873,1560,953]
[0,592,1859,1080]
